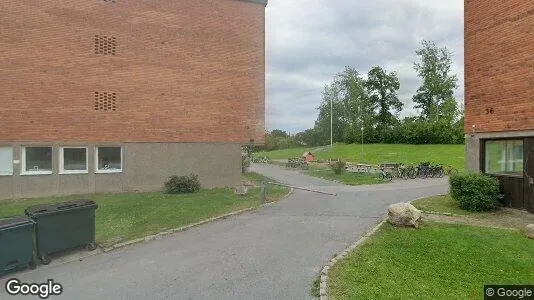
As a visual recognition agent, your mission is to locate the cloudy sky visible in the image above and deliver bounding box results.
[265,0,464,133]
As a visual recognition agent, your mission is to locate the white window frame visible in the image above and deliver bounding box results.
[21,146,53,176]
[0,146,13,176]
[485,140,524,175]
[95,146,123,174]
[59,146,89,175]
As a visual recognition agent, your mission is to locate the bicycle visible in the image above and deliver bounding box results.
[286,157,308,170]
[378,167,393,182]
[406,165,417,179]
[285,157,297,168]
[416,162,431,178]
[397,164,410,180]
[429,164,444,178]
[258,156,271,164]
[398,164,418,179]
[391,166,401,179]
[444,165,458,176]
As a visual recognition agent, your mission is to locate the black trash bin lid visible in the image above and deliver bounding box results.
[25,199,98,217]
[0,217,33,230]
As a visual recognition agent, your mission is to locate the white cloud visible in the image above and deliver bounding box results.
[265,0,464,132]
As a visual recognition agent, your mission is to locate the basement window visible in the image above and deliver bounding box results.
[95,147,122,173]
[485,140,524,175]
[60,147,88,174]
[22,147,52,175]
[0,147,13,176]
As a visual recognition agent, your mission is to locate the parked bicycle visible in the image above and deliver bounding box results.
[252,156,272,164]
[379,163,400,179]
[416,162,431,178]
[398,164,417,179]
[378,167,393,182]
[429,164,444,178]
[286,157,309,170]
[444,165,459,176]
[394,162,456,180]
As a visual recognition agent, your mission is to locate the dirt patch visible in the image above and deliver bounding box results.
[424,208,534,230]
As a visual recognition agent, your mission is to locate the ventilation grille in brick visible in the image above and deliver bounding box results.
[102,0,117,2]
[94,92,117,111]
[94,35,116,55]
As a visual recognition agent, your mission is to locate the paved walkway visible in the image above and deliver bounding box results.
[0,164,447,300]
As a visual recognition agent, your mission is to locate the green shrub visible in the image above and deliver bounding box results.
[329,160,347,175]
[164,174,201,194]
[242,155,250,174]
[449,173,502,212]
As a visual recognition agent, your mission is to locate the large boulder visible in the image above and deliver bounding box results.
[526,224,534,239]
[388,203,422,228]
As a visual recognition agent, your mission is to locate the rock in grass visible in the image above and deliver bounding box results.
[526,224,534,239]
[234,185,249,196]
[388,203,422,228]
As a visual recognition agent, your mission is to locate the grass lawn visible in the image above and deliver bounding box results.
[307,168,384,186]
[0,172,289,248]
[256,143,465,171]
[243,171,278,185]
[411,194,469,215]
[328,222,534,300]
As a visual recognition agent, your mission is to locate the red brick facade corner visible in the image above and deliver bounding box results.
[0,0,265,144]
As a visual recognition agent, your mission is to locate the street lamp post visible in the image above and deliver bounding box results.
[435,95,439,122]
[330,96,333,147]
[361,126,364,161]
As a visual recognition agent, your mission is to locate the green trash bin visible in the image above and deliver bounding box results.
[0,217,36,275]
[25,200,98,265]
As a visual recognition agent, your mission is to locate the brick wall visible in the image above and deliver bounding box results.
[0,0,265,143]
[465,0,534,134]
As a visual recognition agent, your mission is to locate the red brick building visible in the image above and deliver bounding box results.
[0,0,267,199]
[465,0,534,212]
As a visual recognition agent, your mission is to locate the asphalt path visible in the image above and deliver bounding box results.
[0,163,448,300]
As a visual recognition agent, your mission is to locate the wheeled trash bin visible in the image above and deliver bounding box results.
[0,217,36,275]
[25,200,98,265]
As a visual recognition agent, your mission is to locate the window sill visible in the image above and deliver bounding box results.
[0,173,13,176]
[59,171,89,175]
[21,171,53,176]
[95,170,122,174]
[486,173,523,178]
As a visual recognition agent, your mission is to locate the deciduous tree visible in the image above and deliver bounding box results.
[412,40,459,121]
[365,66,403,139]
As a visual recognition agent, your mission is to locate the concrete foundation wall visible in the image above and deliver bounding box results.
[0,143,241,201]
[465,130,534,172]
[465,135,480,173]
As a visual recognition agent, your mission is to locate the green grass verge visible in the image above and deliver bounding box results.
[328,222,534,300]
[244,171,274,184]
[311,274,321,298]
[0,172,289,247]
[307,168,384,186]
[255,147,309,160]
[256,143,465,171]
[411,194,469,215]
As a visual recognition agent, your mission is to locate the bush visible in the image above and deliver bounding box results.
[164,174,201,194]
[329,160,347,175]
[242,155,250,174]
[449,173,502,212]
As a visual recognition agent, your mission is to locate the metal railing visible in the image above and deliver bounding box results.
[260,181,337,203]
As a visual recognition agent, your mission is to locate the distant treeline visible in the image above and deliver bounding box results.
[255,40,464,151]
